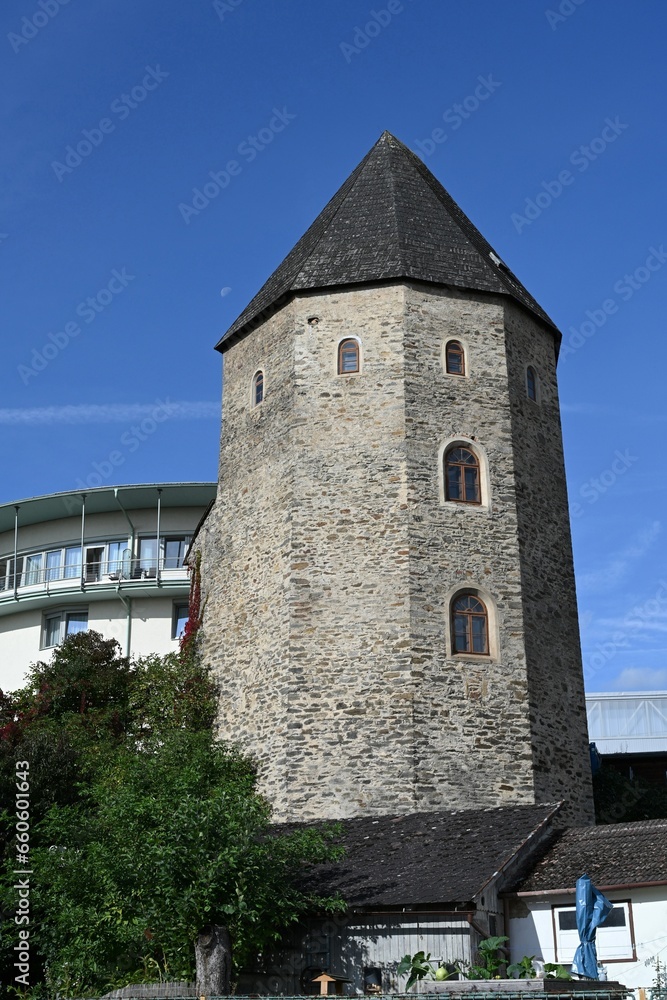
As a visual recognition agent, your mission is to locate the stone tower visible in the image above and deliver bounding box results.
[195,131,595,826]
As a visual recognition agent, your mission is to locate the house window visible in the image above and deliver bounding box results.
[42,610,89,649]
[137,536,191,575]
[172,602,189,640]
[553,902,634,963]
[338,339,360,374]
[526,365,538,402]
[445,446,481,503]
[64,546,82,580]
[253,370,264,406]
[445,340,465,375]
[45,550,62,582]
[24,554,43,586]
[452,593,489,655]
[164,537,190,570]
[0,557,22,591]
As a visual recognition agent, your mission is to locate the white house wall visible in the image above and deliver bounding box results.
[508,886,667,990]
[0,595,185,689]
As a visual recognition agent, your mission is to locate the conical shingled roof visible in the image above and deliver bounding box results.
[216,131,559,351]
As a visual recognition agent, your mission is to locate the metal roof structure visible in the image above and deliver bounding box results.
[0,483,217,534]
[586,692,667,755]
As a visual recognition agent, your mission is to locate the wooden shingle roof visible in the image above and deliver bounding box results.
[295,803,561,909]
[216,131,559,351]
[513,819,667,892]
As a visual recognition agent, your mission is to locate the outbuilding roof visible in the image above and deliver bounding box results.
[216,131,559,350]
[297,803,561,910]
[512,819,667,893]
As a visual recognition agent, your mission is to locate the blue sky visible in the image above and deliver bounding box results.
[1,0,666,693]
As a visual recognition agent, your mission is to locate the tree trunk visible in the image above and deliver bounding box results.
[195,924,232,996]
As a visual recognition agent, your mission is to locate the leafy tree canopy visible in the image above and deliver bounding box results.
[1,632,343,998]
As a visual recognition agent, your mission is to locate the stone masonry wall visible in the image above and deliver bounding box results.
[401,284,537,812]
[196,300,298,810]
[196,282,594,825]
[504,300,594,823]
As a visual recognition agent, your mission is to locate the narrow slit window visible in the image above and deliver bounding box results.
[446,340,465,375]
[526,366,538,402]
[452,594,488,655]
[338,339,360,374]
[445,446,480,504]
[253,370,264,406]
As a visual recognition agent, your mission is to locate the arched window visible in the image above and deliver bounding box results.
[338,339,360,374]
[253,370,264,406]
[452,593,488,655]
[445,446,480,504]
[445,340,465,375]
[526,366,538,402]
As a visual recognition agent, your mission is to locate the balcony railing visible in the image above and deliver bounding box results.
[0,558,188,598]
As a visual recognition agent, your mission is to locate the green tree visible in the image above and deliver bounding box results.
[1,632,343,997]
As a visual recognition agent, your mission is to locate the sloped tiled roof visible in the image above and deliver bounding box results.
[513,820,667,892]
[216,131,559,350]
[296,803,560,909]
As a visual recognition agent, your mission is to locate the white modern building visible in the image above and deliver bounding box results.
[0,483,215,692]
[586,692,667,756]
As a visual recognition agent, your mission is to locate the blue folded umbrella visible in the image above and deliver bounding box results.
[571,874,613,978]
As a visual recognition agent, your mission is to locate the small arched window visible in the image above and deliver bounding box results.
[452,593,488,655]
[338,339,360,374]
[526,366,538,402]
[445,446,480,504]
[445,340,465,375]
[253,370,264,406]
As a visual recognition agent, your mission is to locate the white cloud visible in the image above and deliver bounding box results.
[578,521,662,594]
[612,667,667,691]
[0,401,219,426]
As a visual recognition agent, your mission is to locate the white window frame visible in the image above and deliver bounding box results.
[172,601,189,640]
[41,609,89,649]
[552,900,635,964]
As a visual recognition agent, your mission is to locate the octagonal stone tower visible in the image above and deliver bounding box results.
[194,132,594,825]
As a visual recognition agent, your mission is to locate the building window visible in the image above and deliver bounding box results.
[452,593,489,655]
[0,557,22,591]
[64,546,82,580]
[172,602,189,640]
[338,339,360,374]
[253,370,264,406]
[445,340,465,375]
[553,902,634,963]
[42,610,89,649]
[445,446,481,503]
[164,537,190,570]
[24,554,43,586]
[526,365,538,402]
